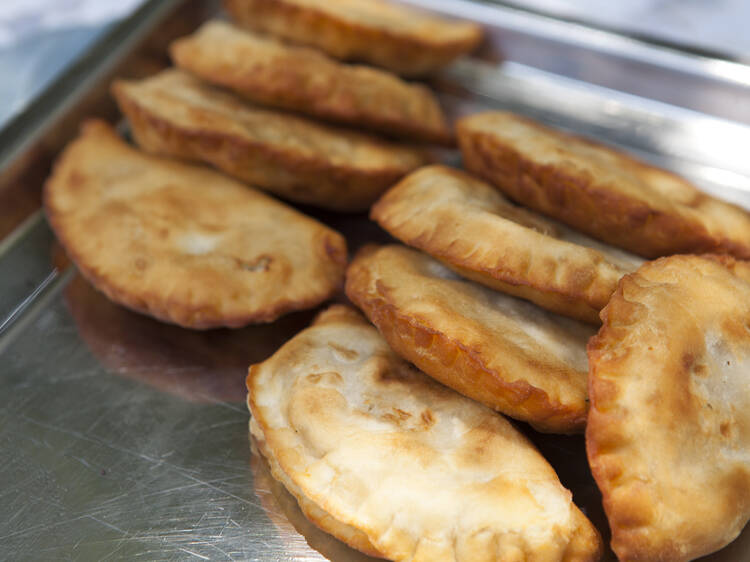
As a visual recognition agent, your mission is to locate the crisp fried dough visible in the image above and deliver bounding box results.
[372,166,643,324]
[345,245,597,433]
[170,21,452,144]
[458,111,750,259]
[112,69,425,212]
[223,0,482,77]
[44,120,347,329]
[587,255,750,561]
[248,305,603,561]
[250,435,381,562]
[251,420,382,558]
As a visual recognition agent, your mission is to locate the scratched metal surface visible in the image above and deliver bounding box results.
[3,1,750,561]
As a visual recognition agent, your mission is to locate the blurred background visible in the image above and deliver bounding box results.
[1,0,748,128]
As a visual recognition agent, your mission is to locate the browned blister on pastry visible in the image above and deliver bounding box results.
[372,165,643,324]
[170,20,452,144]
[346,245,597,433]
[587,255,750,561]
[44,120,347,329]
[112,69,426,212]
[223,0,482,77]
[248,304,603,561]
[458,111,750,259]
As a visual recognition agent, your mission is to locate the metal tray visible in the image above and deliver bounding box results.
[3,1,750,559]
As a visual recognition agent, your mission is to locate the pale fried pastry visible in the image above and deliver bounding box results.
[345,245,597,433]
[44,120,347,329]
[372,165,643,324]
[113,69,426,212]
[170,21,452,145]
[458,111,750,259]
[224,0,482,77]
[587,255,750,561]
[248,304,603,561]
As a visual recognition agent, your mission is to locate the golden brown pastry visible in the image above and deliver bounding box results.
[458,111,750,259]
[170,20,452,144]
[587,255,750,561]
[112,69,426,212]
[248,304,603,561]
[372,165,643,324]
[345,244,597,433]
[44,120,347,329]
[223,0,482,77]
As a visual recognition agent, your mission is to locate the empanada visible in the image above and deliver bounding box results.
[223,0,482,77]
[170,21,452,144]
[112,69,426,212]
[587,255,750,561]
[345,245,597,433]
[44,120,347,329]
[372,165,643,324]
[458,111,750,259]
[248,304,603,561]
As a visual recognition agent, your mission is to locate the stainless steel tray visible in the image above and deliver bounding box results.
[3,1,750,560]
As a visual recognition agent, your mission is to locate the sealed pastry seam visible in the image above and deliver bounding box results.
[250,420,383,557]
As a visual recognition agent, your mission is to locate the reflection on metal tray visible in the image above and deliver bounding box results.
[2,0,750,560]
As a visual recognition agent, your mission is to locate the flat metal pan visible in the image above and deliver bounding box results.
[2,1,750,559]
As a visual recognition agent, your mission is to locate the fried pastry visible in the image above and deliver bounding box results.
[223,0,482,77]
[345,245,596,433]
[44,120,347,329]
[587,255,750,561]
[372,165,643,324]
[458,111,750,259]
[112,69,426,212]
[170,21,452,145]
[248,304,603,561]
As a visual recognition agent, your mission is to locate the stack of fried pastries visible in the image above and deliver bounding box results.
[40,0,750,560]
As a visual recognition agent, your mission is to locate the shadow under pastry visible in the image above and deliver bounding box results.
[64,272,316,404]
